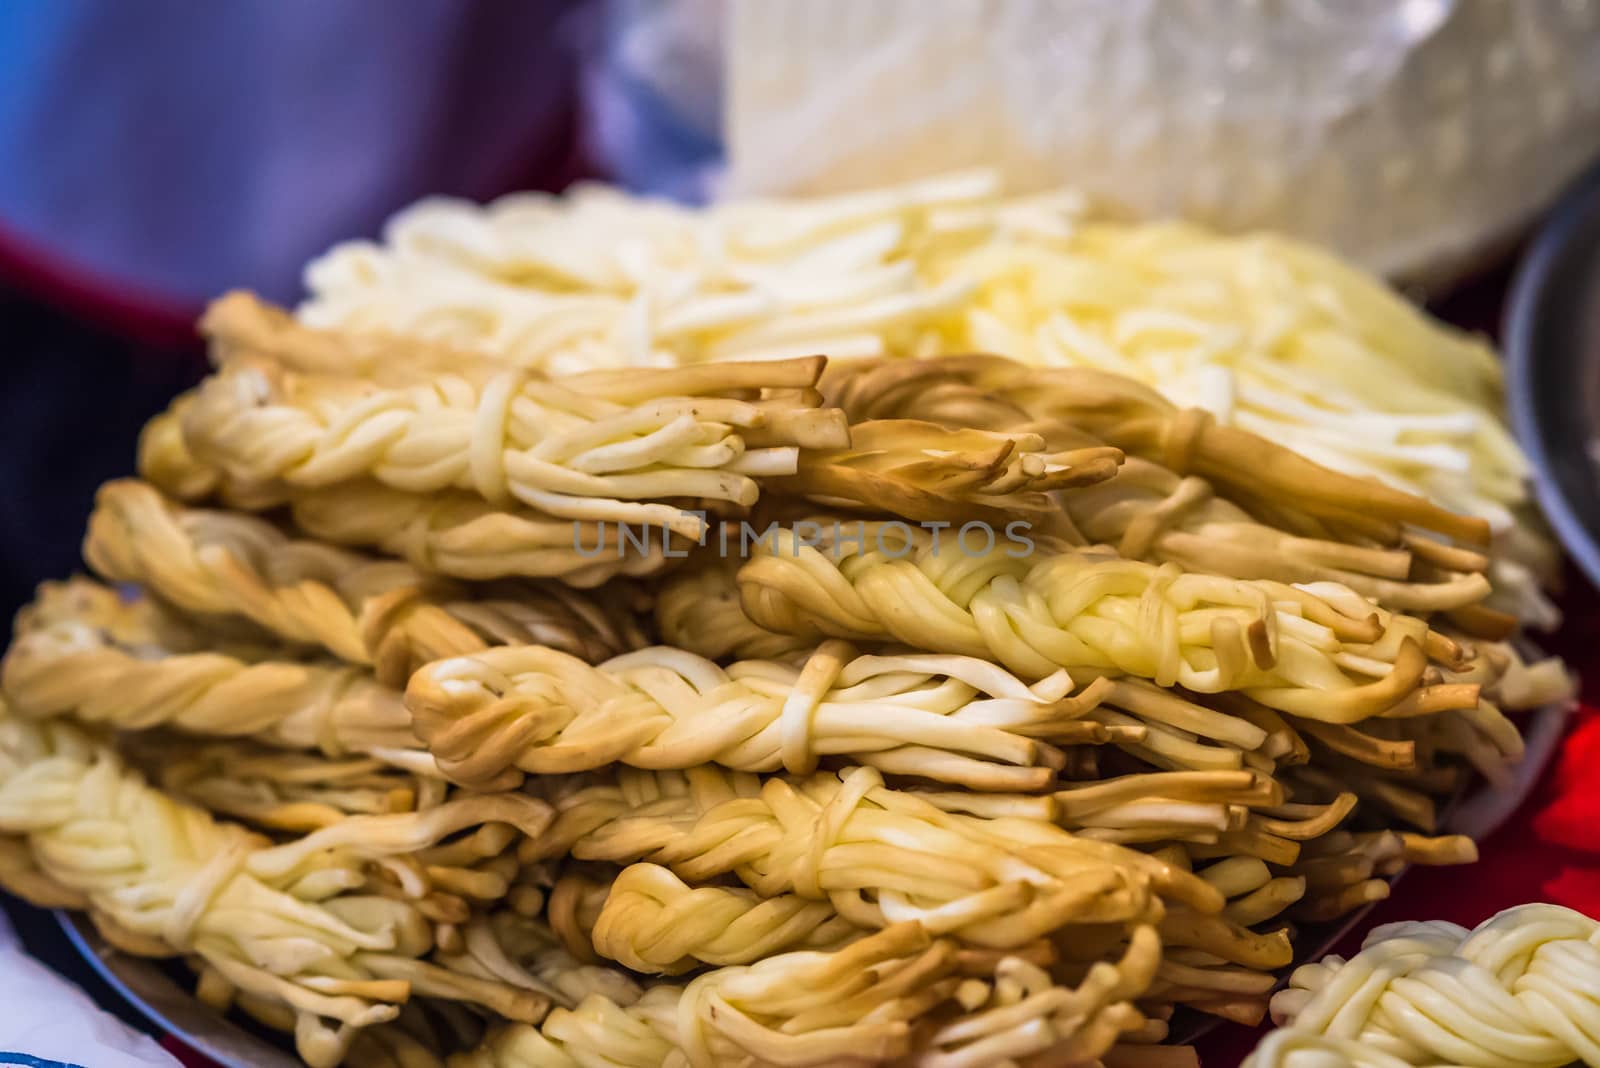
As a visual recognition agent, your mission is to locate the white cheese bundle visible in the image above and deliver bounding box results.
[301,173,1553,621]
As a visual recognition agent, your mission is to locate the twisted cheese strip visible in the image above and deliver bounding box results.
[823,355,1491,548]
[1248,904,1600,1068]
[734,521,1477,722]
[136,734,439,831]
[0,714,551,1068]
[660,553,1365,771]
[779,418,1121,528]
[118,731,557,920]
[549,863,860,975]
[446,911,646,1011]
[407,640,1122,790]
[456,923,1161,1068]
[825,364,1497,613]
[181,294,849,539]
[1062,458,1493,616]
[2,578,433,764]
[539,765,1222,950]
[290,480,680,586]
[85,479,645,685]
[119,739,553,925]
[555,772,1299,976]
[138,402,675,587]
[656,558,807,660]
[572,778,1291,975]
[206,297,1122,528]
[658,546,1496,773]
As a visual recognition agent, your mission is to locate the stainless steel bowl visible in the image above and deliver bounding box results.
[1507,160,1600,592]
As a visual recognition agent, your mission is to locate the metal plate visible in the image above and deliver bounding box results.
[1506,159,1600,592]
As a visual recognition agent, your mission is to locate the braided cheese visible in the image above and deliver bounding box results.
[1061,458,1492,616]
[540,765,1221,950]
[288,480,680,586]
[117,734,556,920]
[454,922,1162,1068]
[823,355,1490,548]
[553,863,860,975]
[660,553,1370,771]
[140,736,440,831]
[407,640,1117,790]
[182,294,850,539]
[561,772,1335,976]
[122,729,579,929]
[656,558,809,661]
[1247,904,1600,1067]
[0,714,534,1068]
[779,418,1122,528]
[822,357,1495,615]
[2,578,427,762]
[735,523,1473,722]
[824,355,1512,623]
[295,177,1550,622]
[86,479,644,685]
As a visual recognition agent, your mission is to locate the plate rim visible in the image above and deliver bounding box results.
[55,911,300,1068]
[1505,157,1600,592]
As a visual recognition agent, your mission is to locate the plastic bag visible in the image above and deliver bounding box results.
[721,0,1600,285]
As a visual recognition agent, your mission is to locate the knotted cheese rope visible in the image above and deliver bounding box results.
[138,404,673,587]
[735,522,1473,723]
[441,911,646,1011]
[779,418,1121,528]
[1246,904,1600,1068]
[823,355,1491,549]
[138,735,439,831]
[548,863,861,975]
[407,641,1122,791]
[555,770,1318,977]
[289,480,678,586]
[541,765,1221,950]
[455,923,1162,1068]
[2,578,431,764]
[656,558,808,660]
[85,479,644,685]
[662,554,1479,772]
[0,714,552,1068]
[126,731,557,925]
[1062,458,1493,617]
[180,294,850,539]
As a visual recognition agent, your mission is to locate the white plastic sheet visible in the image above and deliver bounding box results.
[0,912,178,1068]
[722,0,1600,284]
